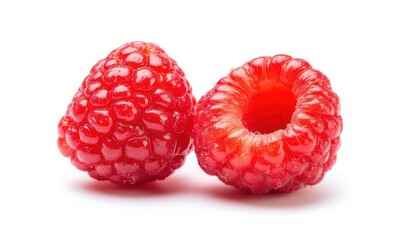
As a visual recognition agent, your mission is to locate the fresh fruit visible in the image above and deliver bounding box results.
[57,41,196,185]
[194,55,342,193]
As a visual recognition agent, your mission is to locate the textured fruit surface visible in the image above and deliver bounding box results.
[58,41,196,185]
[194,55,342,193]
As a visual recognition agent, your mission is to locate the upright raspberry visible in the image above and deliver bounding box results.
[58,41,196,185]
[194,55,342,193]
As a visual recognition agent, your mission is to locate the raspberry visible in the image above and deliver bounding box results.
[57,41,196,185]
[194,55,342,193]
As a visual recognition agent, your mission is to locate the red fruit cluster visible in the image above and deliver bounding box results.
[193,55,342,193]
[58,41,342,194]
[57,41,196,185]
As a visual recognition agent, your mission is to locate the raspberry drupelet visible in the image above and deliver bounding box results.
[194,55,342,193]
[57,41,196,185]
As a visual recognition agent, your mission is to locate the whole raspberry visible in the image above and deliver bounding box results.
[57,41,196,185]
[194,55,342,193]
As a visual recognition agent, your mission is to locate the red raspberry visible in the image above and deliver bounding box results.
[57,41,196,185]
[194,55,342,193]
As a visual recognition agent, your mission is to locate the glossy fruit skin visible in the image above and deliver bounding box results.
[58,41,196,185]
[194,55,342,194]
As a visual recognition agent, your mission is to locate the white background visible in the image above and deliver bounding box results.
[1,0,397,239]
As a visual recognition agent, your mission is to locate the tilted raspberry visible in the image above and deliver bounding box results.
[57,41,196,185]
[194,55,342,193]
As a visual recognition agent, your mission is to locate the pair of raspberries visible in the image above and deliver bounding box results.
[57,41,342,194]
